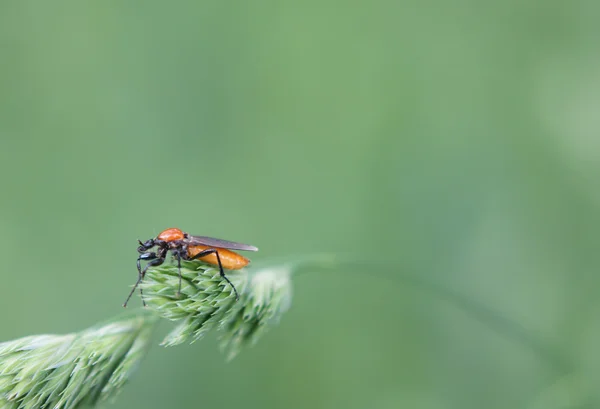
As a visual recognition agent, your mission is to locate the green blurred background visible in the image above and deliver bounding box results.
[1,1,600,408]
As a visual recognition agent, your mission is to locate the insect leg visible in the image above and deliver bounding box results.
[188,249,239,300]
[138,256,166,305]
[124,252,161,307]
[175,248,183,297]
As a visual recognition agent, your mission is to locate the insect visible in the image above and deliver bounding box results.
[123,228,258,307]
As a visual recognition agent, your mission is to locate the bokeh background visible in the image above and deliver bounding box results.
[1,1,600,408]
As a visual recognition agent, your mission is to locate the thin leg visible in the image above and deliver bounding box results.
[136,258,145,307]
[189,248,239,300]
[123,252,162,307]
[135,254,149,304]
[176,249,182,297]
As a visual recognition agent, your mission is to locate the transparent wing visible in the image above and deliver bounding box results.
[187,235,259,251]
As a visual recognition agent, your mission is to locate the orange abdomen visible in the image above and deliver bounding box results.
[187,245,250,270]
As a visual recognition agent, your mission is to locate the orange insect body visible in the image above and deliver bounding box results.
[187,244,250,270]
[157,227,185,242]
[125,227,258,306]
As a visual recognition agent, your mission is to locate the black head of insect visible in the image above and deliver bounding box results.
[137,238,157,252]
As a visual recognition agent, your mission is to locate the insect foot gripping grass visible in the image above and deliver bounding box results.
[139,259,294,359]
[0,311,156,409]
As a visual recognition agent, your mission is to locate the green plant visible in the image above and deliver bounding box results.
[0,255,570,408]
[0,259,295,408]
[0,311,156,409]
[140,260,293,359]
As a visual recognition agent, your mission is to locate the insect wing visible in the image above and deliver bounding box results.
[188,235,259,251]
